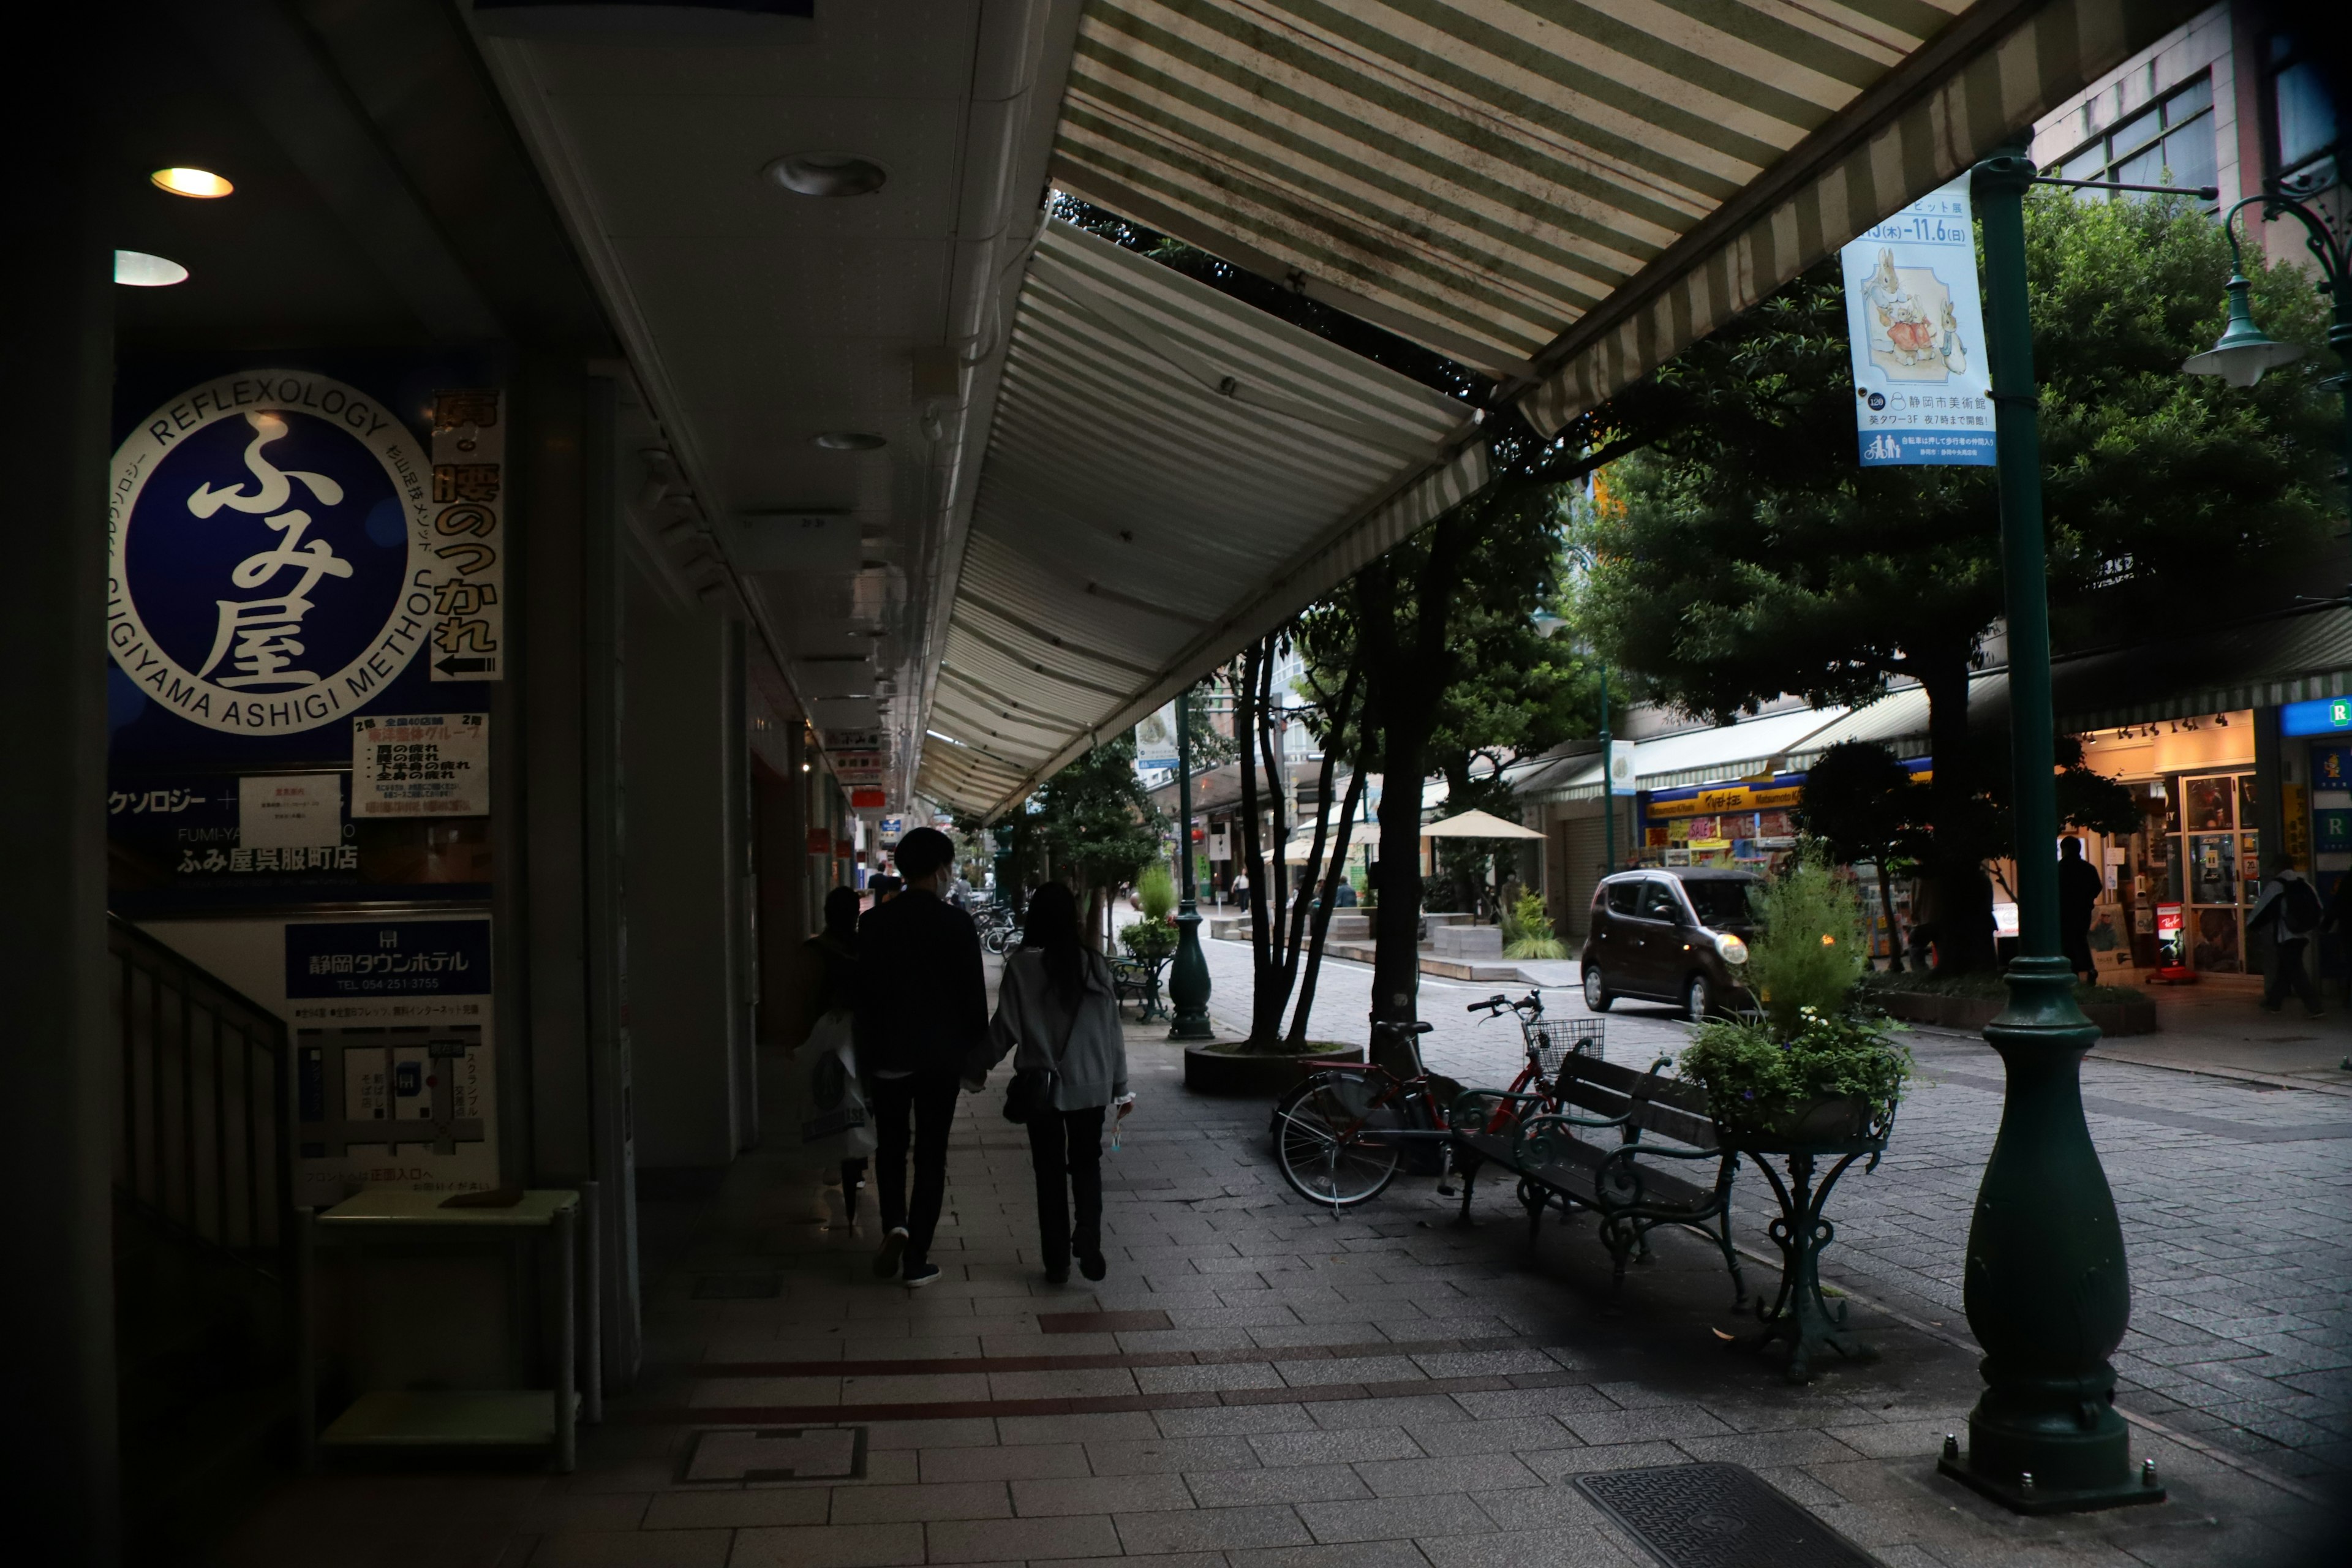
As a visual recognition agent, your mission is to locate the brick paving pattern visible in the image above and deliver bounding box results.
[218,944,2348,1567]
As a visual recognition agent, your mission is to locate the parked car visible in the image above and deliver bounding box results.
[1580,869,1758,1020]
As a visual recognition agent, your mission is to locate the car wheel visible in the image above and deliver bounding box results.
[1583,965,1613,1012]
[1684,972,1713,1022]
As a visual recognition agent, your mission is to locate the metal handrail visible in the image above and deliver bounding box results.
[109,915,293,1272]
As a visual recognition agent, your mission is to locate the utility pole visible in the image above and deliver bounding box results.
[1937,138,2160,1516]
[1168,685,1213,1038]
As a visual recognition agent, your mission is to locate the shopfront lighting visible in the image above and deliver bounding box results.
[766,152,887,198]
[150,166,233,198]
[113,250,188,287]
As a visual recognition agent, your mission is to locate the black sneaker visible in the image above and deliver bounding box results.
[1079,1251,1107,1282]
[903,1261,943,1289]
[872,1227,908,1278]
[1044,1265,1069,1286]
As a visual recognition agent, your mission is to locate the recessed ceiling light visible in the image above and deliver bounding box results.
[766,152,888,198]
[813,431,887,451]
[151,167,233,198]
[114,251,189,287]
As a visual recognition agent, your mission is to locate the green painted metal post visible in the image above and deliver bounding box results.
[1169,686,1214,1039]
[1938,141,2161,1515]
[1599,665,1615,877]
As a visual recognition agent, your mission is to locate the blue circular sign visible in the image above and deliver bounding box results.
[108,371,433,734]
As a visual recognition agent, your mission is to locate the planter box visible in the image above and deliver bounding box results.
[1184,1044,1363,1097]
[1869,989,2158,1037]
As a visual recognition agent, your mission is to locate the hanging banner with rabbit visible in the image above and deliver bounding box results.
[1842,178,1996,467]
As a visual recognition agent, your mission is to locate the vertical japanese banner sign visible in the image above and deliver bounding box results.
[1842,178,1996,466]
[428,390,504,680]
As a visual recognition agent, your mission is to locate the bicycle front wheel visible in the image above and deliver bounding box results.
[1274,1074,1401,1207]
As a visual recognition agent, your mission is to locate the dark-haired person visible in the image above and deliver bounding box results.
[802,886,869,1223]
[975,882,1131,1284]
[853,827,987,1287]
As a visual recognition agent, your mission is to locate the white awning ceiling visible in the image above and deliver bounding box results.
[1047,0,2197,434]
[917,219,1486,817]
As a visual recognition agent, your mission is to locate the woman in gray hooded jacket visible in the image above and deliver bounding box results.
[978,882,1131,1283]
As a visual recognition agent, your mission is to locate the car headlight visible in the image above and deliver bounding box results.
[1713,932,1749,966]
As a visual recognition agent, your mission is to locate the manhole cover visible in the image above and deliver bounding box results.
[695,1273,782,1299]
[680,1427,865,1483]
[1575,1463,1879,1568]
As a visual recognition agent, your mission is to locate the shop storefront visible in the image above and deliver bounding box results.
[2078,713,2262,976]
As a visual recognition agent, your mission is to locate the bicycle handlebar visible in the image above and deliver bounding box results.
[1468,991,1545,1018]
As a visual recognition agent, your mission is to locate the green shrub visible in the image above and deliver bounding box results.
[1136,861,1177,922]
[1120,916,1178,962]
[1746,850,1868,1036]
[1677,1007,1913,1130]
[1501,889,1568,960]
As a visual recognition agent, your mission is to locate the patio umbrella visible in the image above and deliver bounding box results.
[1420,808,1543,840]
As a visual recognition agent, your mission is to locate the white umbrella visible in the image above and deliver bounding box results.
[1420,807,1544,840]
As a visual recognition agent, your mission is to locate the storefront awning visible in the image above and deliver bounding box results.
[1049,0,2196,435]
[917,221,1486,818]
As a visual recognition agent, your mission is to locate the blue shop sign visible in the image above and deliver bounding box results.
[2281,696,2352,737]
[285,919,492,998]
[108,371,435,738]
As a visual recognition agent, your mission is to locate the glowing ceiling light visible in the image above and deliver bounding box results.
[150,167,233,198]
[114,251,189,287]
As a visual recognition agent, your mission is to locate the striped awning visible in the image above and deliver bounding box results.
[916,220,1486,818]
[1050,0,2198,434]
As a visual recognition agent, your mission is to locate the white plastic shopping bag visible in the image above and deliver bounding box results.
[791,1011,876,1162]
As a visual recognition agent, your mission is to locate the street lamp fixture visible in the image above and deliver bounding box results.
[2182,271,2304,386]
[2184,189,2349,534]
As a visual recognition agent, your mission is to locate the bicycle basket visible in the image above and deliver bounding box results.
[1526,1017,1604,1076]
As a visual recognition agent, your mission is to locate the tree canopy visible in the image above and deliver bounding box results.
[1575,190,2334,966]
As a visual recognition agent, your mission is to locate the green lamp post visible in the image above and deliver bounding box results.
[1936,141,2163,1515]
[1168,685,1215,1039]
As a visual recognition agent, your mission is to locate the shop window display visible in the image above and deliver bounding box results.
[2169,770,2257,973]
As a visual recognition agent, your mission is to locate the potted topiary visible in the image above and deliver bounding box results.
[1676,849,1912,1144]
[1120,862,1180,963]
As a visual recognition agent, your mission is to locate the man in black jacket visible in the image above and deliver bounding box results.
[854,827,987,1286]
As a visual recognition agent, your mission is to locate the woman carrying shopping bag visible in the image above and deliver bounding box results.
[974,882,1131,1284]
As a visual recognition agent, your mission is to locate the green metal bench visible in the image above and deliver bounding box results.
[1110,956,1168,1022]
[1449,1054,1746,1306]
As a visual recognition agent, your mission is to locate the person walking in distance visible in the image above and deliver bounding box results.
[2057,837,2104,983]
[973,882,1132,1284]
[2247,853,2326,1018]
[853,827,987,1287]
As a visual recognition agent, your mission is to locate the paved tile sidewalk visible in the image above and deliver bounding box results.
[220,992,2346,1567]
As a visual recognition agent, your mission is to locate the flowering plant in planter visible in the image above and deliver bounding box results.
[1120,916,1178,962]
[1675,846,1911,1141]
[1678,1006,1912,1140]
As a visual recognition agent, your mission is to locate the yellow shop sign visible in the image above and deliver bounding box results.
[1649,782,1806,818]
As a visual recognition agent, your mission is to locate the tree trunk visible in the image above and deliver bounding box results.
[1917,642,1996,972]
[1286,762,1366,1047]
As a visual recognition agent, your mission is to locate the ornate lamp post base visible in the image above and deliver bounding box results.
[1939,957,2165,1515]
[1168,910,1215,1039]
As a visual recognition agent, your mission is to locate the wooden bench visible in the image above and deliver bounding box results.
[1449,1055,1746,1306]
[1110,956,1168,1022]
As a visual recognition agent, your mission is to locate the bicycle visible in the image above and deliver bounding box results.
[1466,990,1605,1080]
[1272,1016,1457,1210]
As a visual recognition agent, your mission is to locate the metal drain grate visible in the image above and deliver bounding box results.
[1575,1463,1880,1568]
[694,1273,782,1299]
